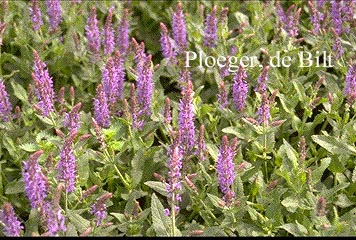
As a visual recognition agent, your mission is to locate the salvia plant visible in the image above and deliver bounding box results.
[2,0,356,237]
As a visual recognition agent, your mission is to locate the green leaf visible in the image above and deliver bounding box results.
[335,194,354,208]
[19,143,38,152]
[66,210,90,233]
[24,208,39,236]
[151,193,172,236]
[11,80,28,103]
[281,196,299,213]
[5,179,24,194]
[207,193,224,209]
[144,181,168,197]
[312,157,331,184]
[311,135,356,155]
[279,222,308,236]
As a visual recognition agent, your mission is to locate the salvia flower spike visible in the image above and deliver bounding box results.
[0,203,23,236]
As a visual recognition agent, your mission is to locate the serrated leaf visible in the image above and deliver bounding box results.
[279,222,308,236]
[19,143,38,152]
[312,135,356,155]
[281,196,299,213]
[151,193,171,236]
[11,80,28,103]
[144,181,168,197]
[312,157,331,184]
[335,194,354,208]
[67,210,90,233]
[5,179,24,194]
[207,193,224,209]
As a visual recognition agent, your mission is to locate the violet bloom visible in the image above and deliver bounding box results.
[43,201,66,236]
[166,145,183,216]
[102,57,118,109]
[22,150,48,208]
[29,0,43,31]
[178,80,195,155]
[102,7,115,56]
[117,8,130,56]
[216,135,237,200]
[114,50,125,101]
[160,22,175,63]
[132,39,147,73]
[172,2,187,54]
[0,203,22,236]
[90,193,112,227]
[308,1,321,35]
[331,0,343,36]
[57,130,77,193]
[0,80,12,122]
[130,83,143,130]
[196,124,207,161]
[93,84,110,128]
[344,64,356,104]
[257,92,270,126]
[101,51,125,111]
[136,55,153,117]
[32,50,55,117]
[276,1,300,37]
[63,102,81,132]
[217,81,228,109]
[86,6,100,56]
[46,0,62,32]
[203,5,218,48]
[332,30,344,60]
[255,65,269,94]
[232,65,248,112]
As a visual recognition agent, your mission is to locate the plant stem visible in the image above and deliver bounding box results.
[171,193,176,237]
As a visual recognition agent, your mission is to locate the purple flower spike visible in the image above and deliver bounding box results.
[203,5,218,48]
[86,6,100,57]
[117,9,130,56]
[166,144,183,216]
[344,64,356,104]
[114,50,125,101]
[93,84,110,128]
[172,2,187,54]
[43,201,66,236]
[29,0,43,31]
[63,102,81,132]
[102,7,115,56]
[308,1,321,35]
[332,28,344,60]
[217,81,228,109]
[331,0,343,36]
[46,0,62,32]
[276,2,300,37]
[0,80,12,122]
[22,150,48,209]
[90,193,112,227]
[137,55,153,117]
[232,65,248,112]
[160,22,176,63]
[257,92,271,126]
[0,203,23,237]
[57,130,77,193]
[216,136,237,201]
[255,65,269,94]
[32,50,55,117]
[178,79,195,155]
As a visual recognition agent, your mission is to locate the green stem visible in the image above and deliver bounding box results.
[171,194,176,237]
[103,149,130,189]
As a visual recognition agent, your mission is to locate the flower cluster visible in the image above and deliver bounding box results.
[90,193,113,227]
[0,80,12,122]
[0,203,23,237]
[32,50,55,117]
[22,150,48,209]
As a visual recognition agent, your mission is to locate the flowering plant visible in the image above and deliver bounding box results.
[0,0,356,236]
